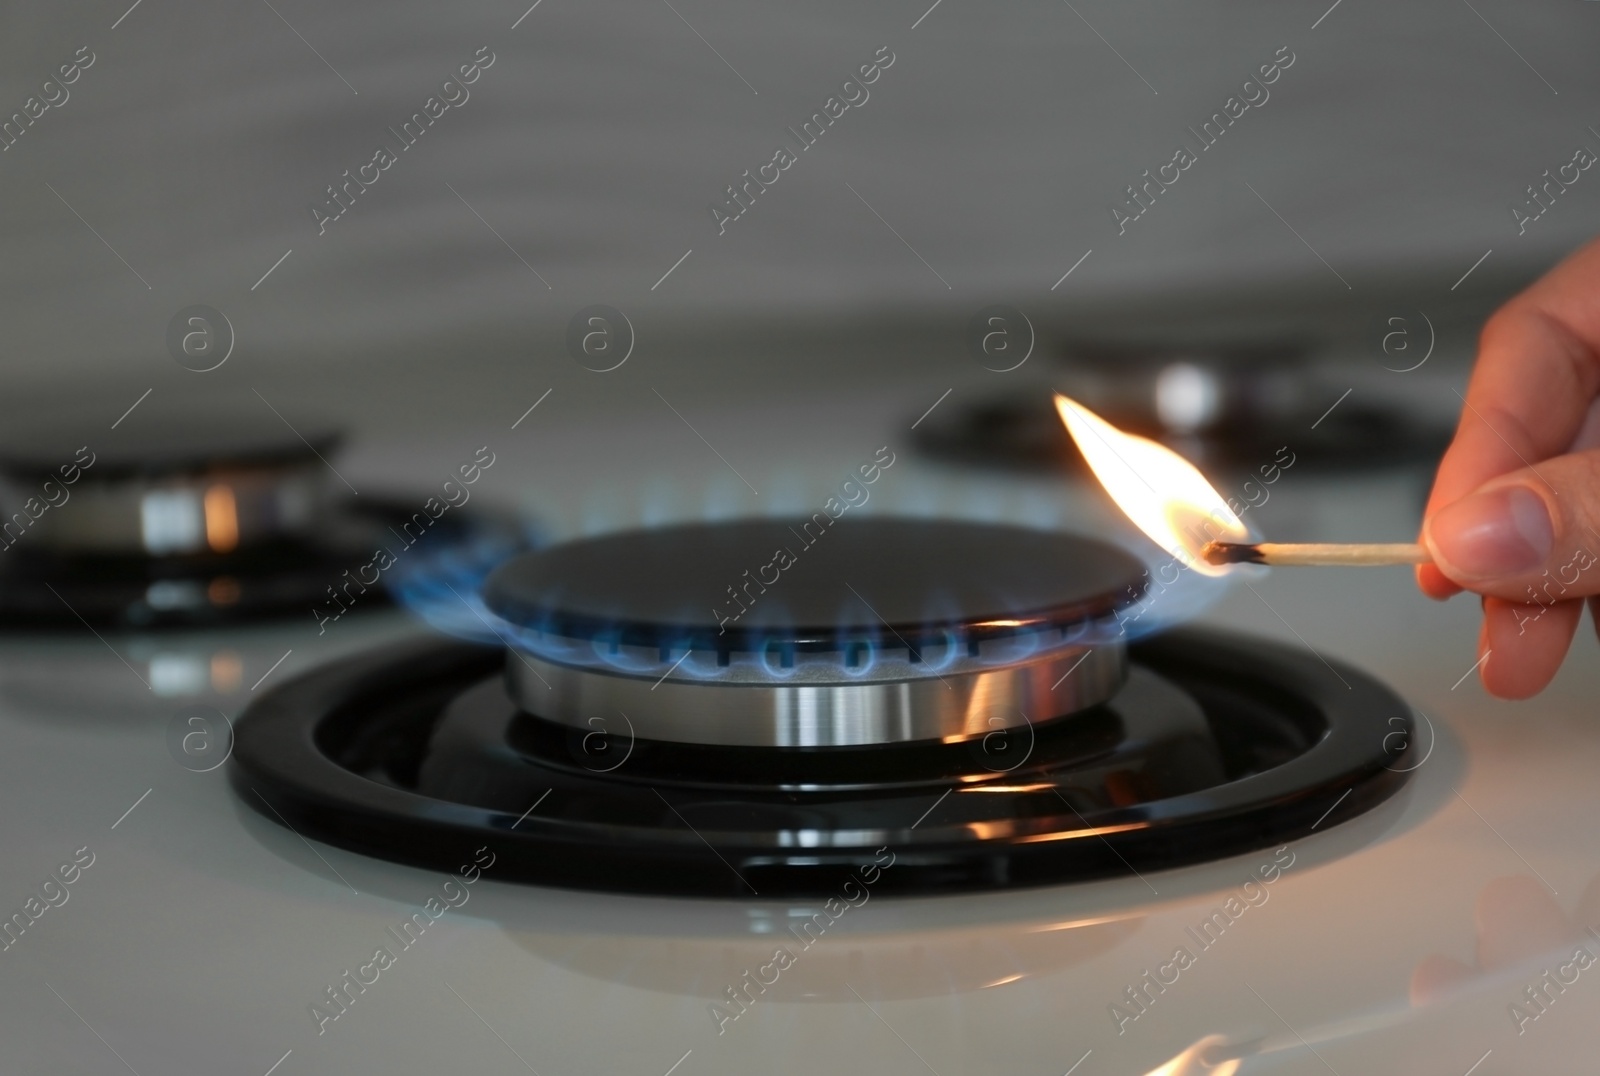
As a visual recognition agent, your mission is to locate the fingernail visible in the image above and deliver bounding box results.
[1429,486,1553,579]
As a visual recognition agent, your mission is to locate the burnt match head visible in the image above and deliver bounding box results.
[1201,541,1263,566]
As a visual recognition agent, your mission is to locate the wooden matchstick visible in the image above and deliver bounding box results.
[1202,541,1432,567]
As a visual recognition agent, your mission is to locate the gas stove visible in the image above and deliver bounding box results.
[12,0,1600,1065]
[233,518,1411,898]
[2,375,1597,1076]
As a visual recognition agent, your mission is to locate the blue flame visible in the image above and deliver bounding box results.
[385,477,1255,677]
[384,517,545,644]
[917,628,964,673]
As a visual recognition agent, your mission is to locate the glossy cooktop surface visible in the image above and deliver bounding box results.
[0,373,1592,1076]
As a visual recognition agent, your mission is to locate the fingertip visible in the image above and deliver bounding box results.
[1417,563,1462,600]
[1481,657,1543,701]
[1478,598,1581,699]
[1472,616,1493,691]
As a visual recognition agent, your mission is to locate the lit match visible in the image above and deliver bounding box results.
[1200,541,1431,567]
[1053,393,1433,570]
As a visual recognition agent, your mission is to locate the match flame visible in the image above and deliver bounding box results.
[1141,1035,1242,1076]
[1055,394,1247,577]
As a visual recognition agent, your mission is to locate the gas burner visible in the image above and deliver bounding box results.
[231,518,1414,897]
[0,409,532,628]
[914,341,1452,474]
[481,519,1143,746]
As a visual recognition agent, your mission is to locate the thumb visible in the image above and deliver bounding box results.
[1423,451,1600,601]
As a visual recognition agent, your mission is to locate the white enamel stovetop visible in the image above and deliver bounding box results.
[6,0,1600,1068]
[0,370,1593,1076]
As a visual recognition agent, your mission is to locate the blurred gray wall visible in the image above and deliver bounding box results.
[1,0,1597,386]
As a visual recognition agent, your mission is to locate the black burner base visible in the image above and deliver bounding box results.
[232,628,1414,897]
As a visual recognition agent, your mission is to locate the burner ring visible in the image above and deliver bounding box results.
[229,626,1416,897]
[505,642,1125,747]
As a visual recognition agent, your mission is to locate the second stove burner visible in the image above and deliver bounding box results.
[0,407,536,629]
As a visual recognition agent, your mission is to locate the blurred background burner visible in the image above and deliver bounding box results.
[914,339,1455,475]
[233,519,1416,896]
[0,405,535,629]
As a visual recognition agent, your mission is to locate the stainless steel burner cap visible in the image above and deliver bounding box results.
[483,518,1147,747]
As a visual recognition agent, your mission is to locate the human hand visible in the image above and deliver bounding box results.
[1419,238,1600,698]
